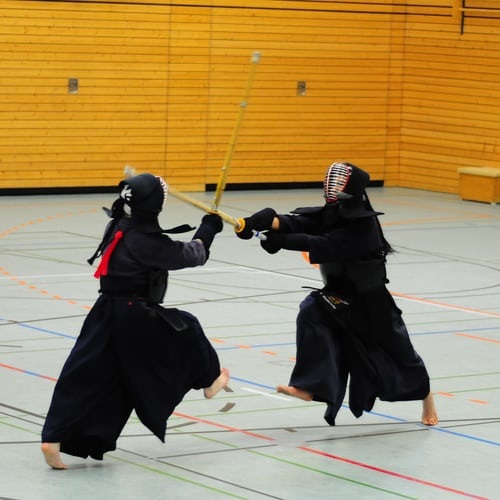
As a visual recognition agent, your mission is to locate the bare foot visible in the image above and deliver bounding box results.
[204,367,230,399]
[41,442,67,469]
[277,385,313,401]
[421,392,438,426]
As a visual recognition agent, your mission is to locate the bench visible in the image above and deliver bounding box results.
[457,167,500,204]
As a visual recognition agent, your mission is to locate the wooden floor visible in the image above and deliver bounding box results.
[0,186,499,499]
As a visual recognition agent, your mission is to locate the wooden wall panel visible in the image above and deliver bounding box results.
[397,4,500,192]
[162,8,211,190]
[0,1,172,189]
[1,0,499,195]
[202,6,396,187]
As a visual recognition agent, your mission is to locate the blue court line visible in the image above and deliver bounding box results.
[2,318,499,447]
[230,376,500,448]
[2,315,498,342]
[216,326,500,350]
[0,317,77,340]
[430,426,500,446]
[411,326,499,336]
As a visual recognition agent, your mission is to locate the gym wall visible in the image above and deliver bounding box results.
[1,0,499,193]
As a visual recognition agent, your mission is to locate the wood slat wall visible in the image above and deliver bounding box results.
[0,1,173,188]
[1,0,499,193]
[399,0,500,191]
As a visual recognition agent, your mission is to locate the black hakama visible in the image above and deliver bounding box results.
[41,297,220,459]
[289,289,430,425]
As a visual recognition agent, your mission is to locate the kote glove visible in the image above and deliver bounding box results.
[200,213,223,233]
[193,213,223,252]
[235,208,277,240]
[260,232,284,254]
[260,232,310,254]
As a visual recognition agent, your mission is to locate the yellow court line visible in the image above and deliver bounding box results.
[454,332,500,344]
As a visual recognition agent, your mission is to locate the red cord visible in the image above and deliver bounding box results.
[93,230,124,278]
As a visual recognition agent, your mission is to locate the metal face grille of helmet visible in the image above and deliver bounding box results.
[157,176,168,209]
[323,162,352,203]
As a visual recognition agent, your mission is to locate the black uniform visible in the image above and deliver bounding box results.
[41,213,222,460]
[236,162,430,425]
[268,201,430,425]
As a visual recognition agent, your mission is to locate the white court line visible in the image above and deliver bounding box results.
[3,266,497,318]
[205,266,500,318]
[205,265,320,283]
[212,266,500,318]
[241,387,291,401]
[209,266,500,317]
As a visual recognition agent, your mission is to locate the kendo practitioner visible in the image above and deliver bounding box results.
[235,162,438,427]
[41,173,229,469]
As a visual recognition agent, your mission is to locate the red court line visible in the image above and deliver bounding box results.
[300,446,489,500]
[173,412,274,441]
[0,362,58,382]
[1,365,490,499]
[172,412,487,499]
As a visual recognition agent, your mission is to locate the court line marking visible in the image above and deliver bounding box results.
[0,363,500,500]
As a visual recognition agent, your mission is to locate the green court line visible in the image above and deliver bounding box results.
[247,449,417,499]
[109,454,247,499]
[0,420,40,436]
[0,347,73,355]
[174,421,425,499]
[444,386,500,394]
[433,371,500,380]
[171,427,417,498]
[181,431,241,449]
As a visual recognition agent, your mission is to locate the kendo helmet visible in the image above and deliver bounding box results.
[323,162,370,203]
[118,173,168,213]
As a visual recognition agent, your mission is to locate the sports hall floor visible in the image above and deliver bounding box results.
[0,185,499,500]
